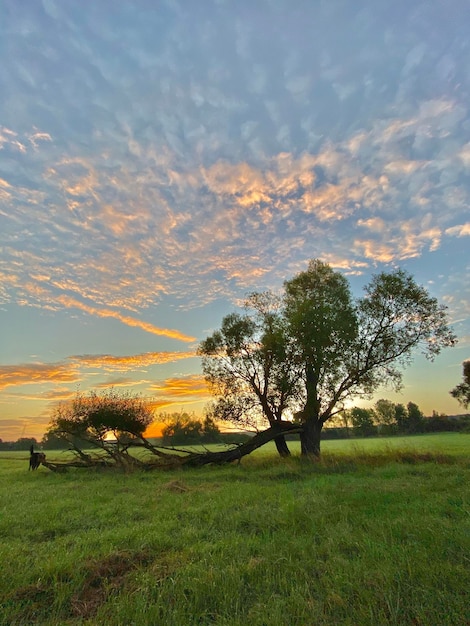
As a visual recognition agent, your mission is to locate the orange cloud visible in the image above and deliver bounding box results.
[70,350,197,372]
[0,363,80,391]
[92,378,146,388]
[1,388,77,402]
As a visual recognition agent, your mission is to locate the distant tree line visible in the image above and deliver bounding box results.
[0,402,468,452]
[320,399,470,440]
[0,411,252,451]
[0,437,44,451]
[158,412,253,446]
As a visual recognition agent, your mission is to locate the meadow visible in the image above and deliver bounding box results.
[0,433,469,625]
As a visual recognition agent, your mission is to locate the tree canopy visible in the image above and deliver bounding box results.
[200,259,456,457]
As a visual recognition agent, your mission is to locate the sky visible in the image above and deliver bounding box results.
[1,0,469,441]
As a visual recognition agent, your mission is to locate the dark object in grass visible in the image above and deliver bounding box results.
[29,444,46,470]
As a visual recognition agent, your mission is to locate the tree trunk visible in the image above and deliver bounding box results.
[273,434,291,457]
[180,422,298,467]
[300,418,322,458]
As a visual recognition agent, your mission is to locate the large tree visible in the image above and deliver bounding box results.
[199,291,301,456]
[200,260,456,458]
[285,260,456,456]
[284,260,359,454]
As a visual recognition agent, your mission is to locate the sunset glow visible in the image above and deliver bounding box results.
[1,1,469,441]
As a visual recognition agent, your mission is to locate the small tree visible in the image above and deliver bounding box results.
[47,389,156,467]
[201,415,221,443]
[160,412,222,445]
[405,401,425,434]
[41,431,71,450]
[450,360,470,409]
[162,412,202,445]
[394,403,408,432]
[374,399,398,432]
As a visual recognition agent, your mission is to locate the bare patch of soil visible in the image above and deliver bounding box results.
[69,549,153,619]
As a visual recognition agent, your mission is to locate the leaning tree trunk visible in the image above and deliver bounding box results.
[263,402,291,457]
[41,422,301,472]
[273,434,291,457]
[182,421,299,467]
[300,418,323,458]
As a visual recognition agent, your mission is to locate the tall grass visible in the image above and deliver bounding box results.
[0,434,469,625]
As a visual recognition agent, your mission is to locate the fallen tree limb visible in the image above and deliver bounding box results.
[41,422,301,472]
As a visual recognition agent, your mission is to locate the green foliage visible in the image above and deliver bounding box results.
[394,403,408,431]
[374,398,397,428]
[405,401,425,434]
[450,360,470,409]
[284,259,358,383]
[41,431,71,450]
[199,291,300,432]
[199,291,300,459]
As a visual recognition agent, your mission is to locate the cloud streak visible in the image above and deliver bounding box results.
[0,363,80,391]
[149,375,210,401]
[56,295,196,342]
[70,351,197,372]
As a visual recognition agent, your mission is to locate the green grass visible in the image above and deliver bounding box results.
[0,434,469,625]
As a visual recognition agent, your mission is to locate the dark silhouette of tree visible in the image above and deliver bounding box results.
[42,389,297,472]
[374,399,397,430]
[394,403,408,432]
[450,360,470,409]
[405,401,425,434]
[46,389,156,469]
[201,415,221,443]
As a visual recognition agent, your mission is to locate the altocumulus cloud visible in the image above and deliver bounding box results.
[1,2,470,315]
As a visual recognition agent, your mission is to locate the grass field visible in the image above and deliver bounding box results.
[0,433,469,625]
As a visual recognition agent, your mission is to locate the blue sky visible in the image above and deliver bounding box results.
[0,0,469,440]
